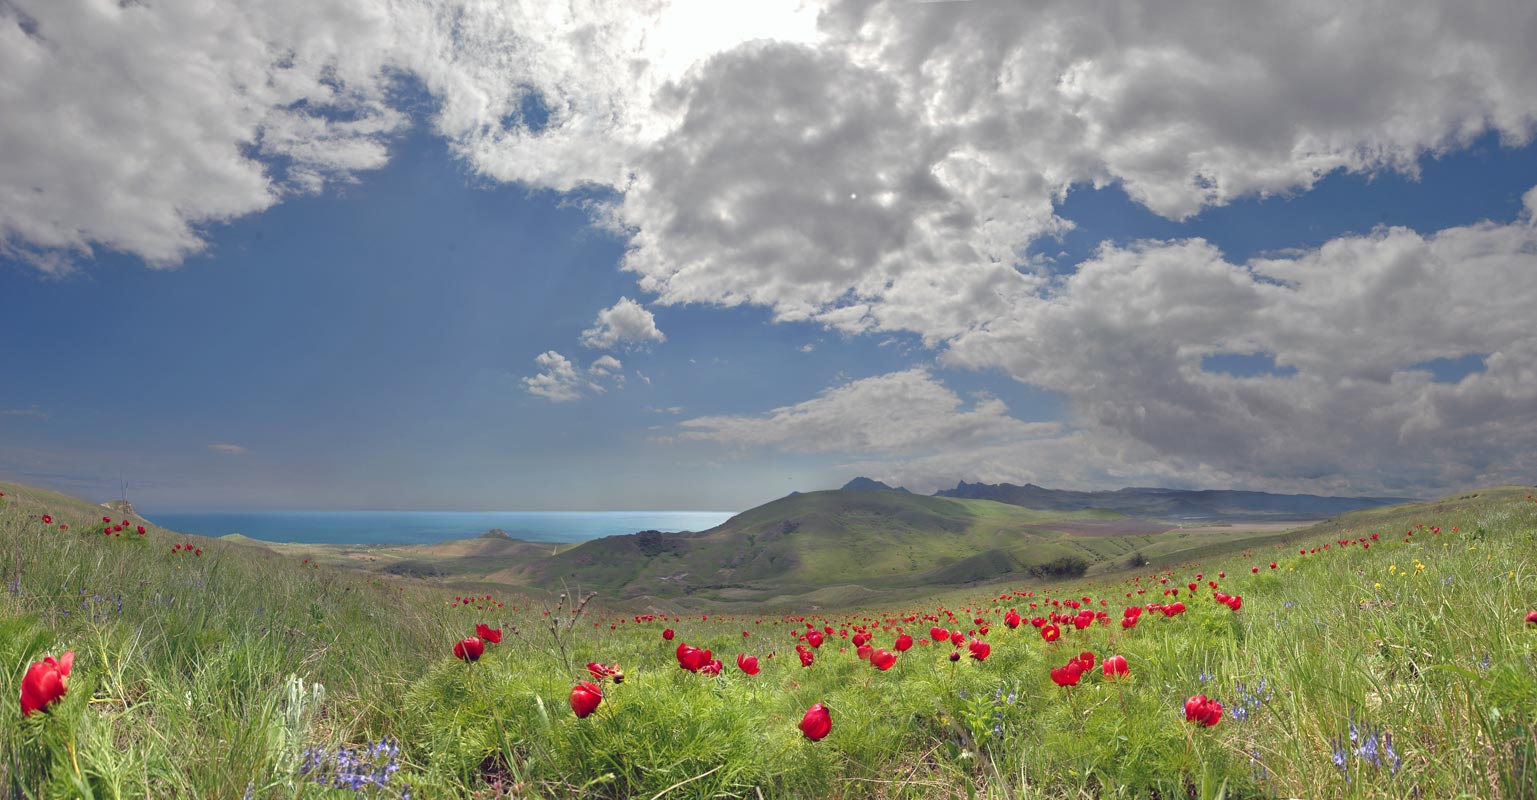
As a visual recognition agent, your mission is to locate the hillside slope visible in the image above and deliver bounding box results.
[486,491,1143,602]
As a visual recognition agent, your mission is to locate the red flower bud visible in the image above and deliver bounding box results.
[453,636,485,662]
[799,703,831,741]
[570,681,602,718]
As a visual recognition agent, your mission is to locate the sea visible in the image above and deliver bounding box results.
[143,510,737,546]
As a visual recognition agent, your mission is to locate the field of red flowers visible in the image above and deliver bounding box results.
[3,482,1536,798]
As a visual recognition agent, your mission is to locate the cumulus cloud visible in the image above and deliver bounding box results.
[580,297,666,349]
[679,369,1059,454]
[618,0,1537,340]
[523,351,584,402]
[8,0,1534,278]
[677,205,1537,496]
[939,214,1537,495]
[0,0,818,271]
[16,0,1535,277]
[208,443,249,456]
[523,351,625,402]
[0,0,413,271]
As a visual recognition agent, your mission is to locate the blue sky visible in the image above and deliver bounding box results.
[4,2,1537,510]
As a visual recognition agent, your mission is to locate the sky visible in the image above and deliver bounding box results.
[3,0,1537,512]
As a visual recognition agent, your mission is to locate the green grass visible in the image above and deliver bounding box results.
[2,481,1536,798]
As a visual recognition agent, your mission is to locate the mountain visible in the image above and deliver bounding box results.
[934,481,1415,521]
[840,477,911,493]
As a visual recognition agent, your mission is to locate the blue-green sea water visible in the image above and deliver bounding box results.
[144,510,736,546]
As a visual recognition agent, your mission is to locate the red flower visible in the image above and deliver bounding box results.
[136,526,146,535]
[453,637,484,662]
[58,525,67,531]
[1050,661,1083,687]
[1269,562,1277,570]
[662,628,675,641]
[930,625,948,643]
[1076,651,1095,670]
[1525,610,1537,626]
[1184,695,1223,726]
[798,649,815,667]
[475,624,503,644]
[699,659,723,676]
[799,703,831,741]
[949,629,965,646]
[570,681,603,718]
[1040,624,1060,642]
[1252,566,1259,574]
[677,645,713,672]
[41,514,52,524]
[871,649,897,671]
[737,653,761,675]
[1004,609,1022,629]
[968,640,991,661]
[805,630,824,648]
[1102,654,1129,679]
[102,516,111,523]
[893,633,914,652]
[20,651,74,716]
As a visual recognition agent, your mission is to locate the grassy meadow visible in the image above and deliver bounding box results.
[2,481,1536,798]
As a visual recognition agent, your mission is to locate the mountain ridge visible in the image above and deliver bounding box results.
[933,480,1414,521]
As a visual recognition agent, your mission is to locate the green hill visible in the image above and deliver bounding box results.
[250,488,1340,605]
[488,491,1141,602]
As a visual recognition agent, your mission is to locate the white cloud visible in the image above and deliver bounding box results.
[522,350,625,402]
[7,0,1534,279]
[938,214,1537,495]
[580,297,666,349]
[674,202,1537,496]
[208,443,248,456]
[589,354,625,389]
[590,354,622,374]
[616,0,1537,342]
[679,369,1059,454]
[522,351,584,402]
[0,0,412,271]
[0,0,818,271]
